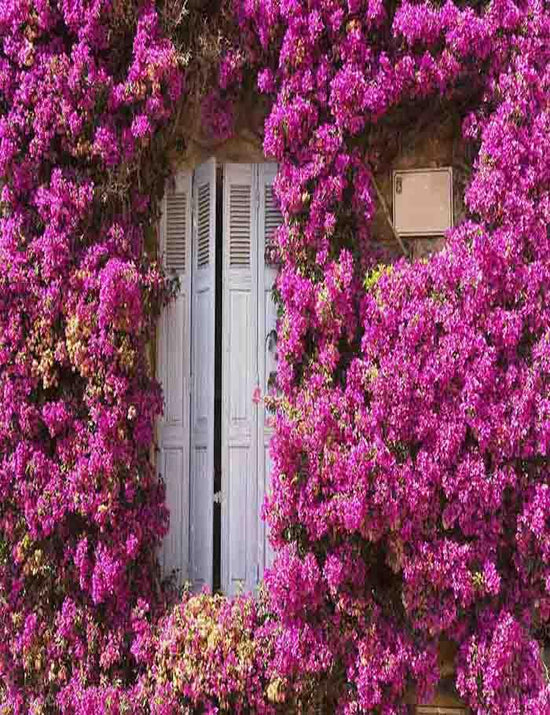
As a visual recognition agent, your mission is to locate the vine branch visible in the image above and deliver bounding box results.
[371,172,410,259]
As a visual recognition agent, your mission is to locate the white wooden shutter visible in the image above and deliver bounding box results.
[189,158,217,591]
[221,163,259,595]
[157,170,192,587]
[257,163,282,580]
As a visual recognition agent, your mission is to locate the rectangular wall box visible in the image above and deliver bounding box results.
[393,168,453,237]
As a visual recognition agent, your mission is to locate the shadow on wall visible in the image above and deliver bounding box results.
[372,109,473,262]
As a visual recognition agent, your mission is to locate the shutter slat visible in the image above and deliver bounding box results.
[166,192,187,273]
[197,182,210,269]
[229,184,251,268]
[264,185,282,251]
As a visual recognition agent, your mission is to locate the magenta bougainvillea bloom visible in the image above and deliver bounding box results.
[1,0,550,712]
[0,0,181,709]
[222,0,550,711]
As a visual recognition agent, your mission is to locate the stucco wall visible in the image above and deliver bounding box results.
[372,110,472,260]
[171,105,472,262]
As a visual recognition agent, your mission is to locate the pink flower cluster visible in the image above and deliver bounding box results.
[2,0,550,712]
[221,0,550,711]
[0,0,182,709]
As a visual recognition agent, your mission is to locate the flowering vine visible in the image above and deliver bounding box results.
[222,0,550,712]
[0,0,182,709]
[1,0,550,713]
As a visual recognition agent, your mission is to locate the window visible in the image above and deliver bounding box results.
[156,160,282,595]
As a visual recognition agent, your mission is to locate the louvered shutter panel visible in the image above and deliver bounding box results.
[189,158,217,591]
[263,175,282,259]
[229,183,252,268]
[157,170,192,587]
[257,163,282,579]
[221,163,259,595]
